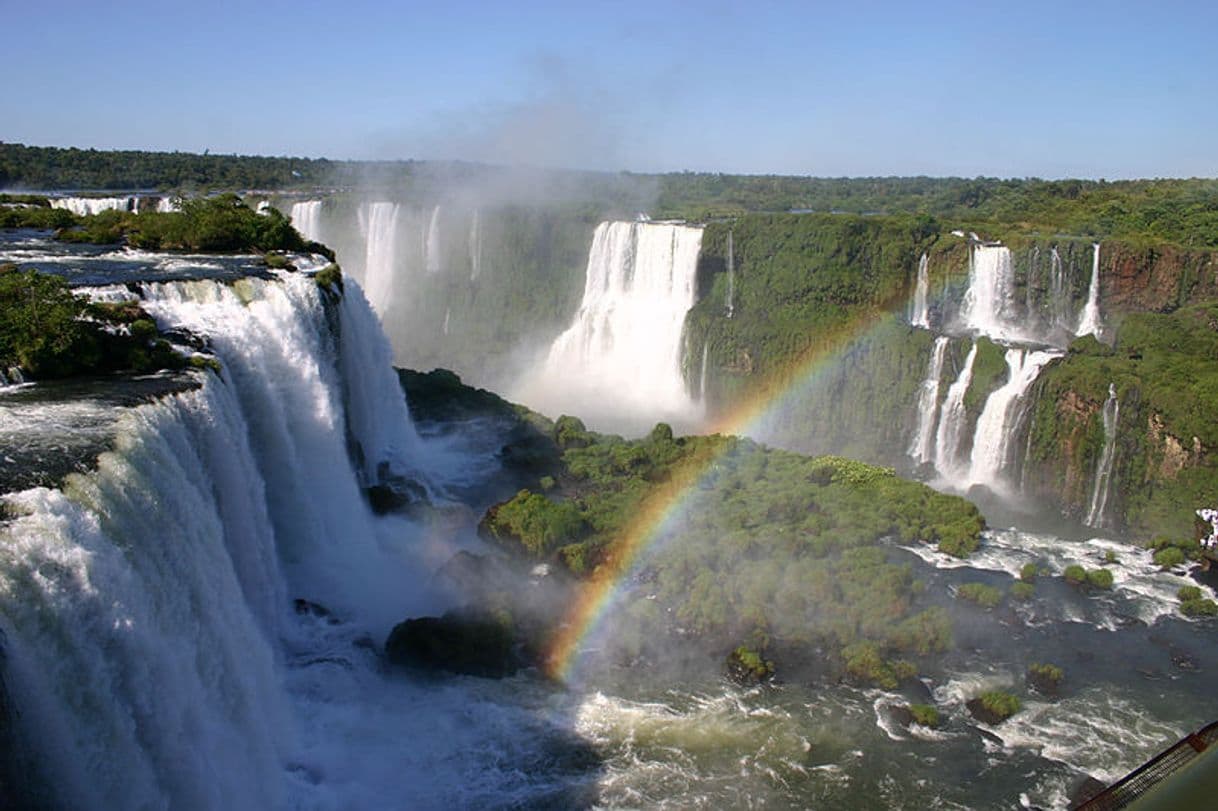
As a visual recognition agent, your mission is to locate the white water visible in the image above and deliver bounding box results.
[909,336,949,465]
[959,245,1024,342]
[910,252,930,328]
[517,221,704,432]
[49,196,134,216]
[290,200,324,243]
[964,349,1059,492]
[469,208,482,280]
[425,205,442,274]
[725,229,735,318]
[157,195,180,213]
[698,340,710,402]
[358,202,401,316]
[1076,243,1103,338]
[1085,384,1120,528]
[932,342,977,478]
[0,269,589,809]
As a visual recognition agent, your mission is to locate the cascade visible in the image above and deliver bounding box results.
[959,245,1022,341]
[1085,383,1121,528]
[1076,243,1103,338]
[290,200,324,243]
[157,195,179,213]
[698,340,710,402]
[725,230,735,318]
[933,342,978,478]
[358,202,402,317]
[469,208,482,280]
[521,221,703,431]
[965,348,1058,491]
[1049,247,1071,330]
[49,196,134,216]
[0,271,437,809]
[909,336,950,464]
[425,205,442,274]
[910,252,930,328]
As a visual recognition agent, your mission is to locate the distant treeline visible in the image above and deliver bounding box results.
[4,142,1217,245]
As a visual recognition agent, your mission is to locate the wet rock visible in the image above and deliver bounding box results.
[385,610,522,678]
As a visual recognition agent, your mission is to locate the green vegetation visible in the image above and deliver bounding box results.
[51,194,308,253]
[957,582,1003,609]
[313,263,343,290]
[479,417,984,685]
[1153,546,1187,570]
[974,690,1021,722]
[1027,663,1064,692]
[1061,565,1113,589]
[0,204,76,230]
[1178,585,1218,617]
[6,144,1215,247]
[1010,581,1036,601]
[726,645,775,684]
[0,267,192,379]
[1020,562,1039,581]
[907,703,941,728]
[1026,302,1218,538]
[1086,568,1114,589]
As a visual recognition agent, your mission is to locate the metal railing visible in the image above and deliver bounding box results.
[1072,720,1218,810]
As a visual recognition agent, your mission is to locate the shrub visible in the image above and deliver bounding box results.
[957,582,1003,608]
[907,703,941,728]
[1010,581,1035,601]
[1028,662,1063,691]
[313,263,342,290]
[979,690,1021,720]
[1181,598,1218,617]
[1178,585,1203,602]
[1063,565,1087,585]
[1086,568,1114,589]
[1019,562,1039,582]
[1154,547,1186,570]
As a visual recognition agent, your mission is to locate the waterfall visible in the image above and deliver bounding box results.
[290,200,324,243]
[933,342,978,478]
[358,202,401,317]
[910,252,930,328]
[698,340,710,403]
[520,221,703,431]
[725,230,735,318]
[909,336,950,464]
[469,208,482,280]
[1049,247,1073,331]
[157,195,179,213]
[1085,384,1120,528]
[425,205,443,274]
[0,270,439,809]
[965,349,1058,491]
[1076,243,1103,338]
[49,196,134,216]
[959,245,1022,341]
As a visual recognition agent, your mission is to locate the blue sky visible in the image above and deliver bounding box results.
[4,0,1216,178]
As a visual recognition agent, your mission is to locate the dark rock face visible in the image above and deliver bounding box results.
[385,611,521,678]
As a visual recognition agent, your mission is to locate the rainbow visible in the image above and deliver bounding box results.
[543,306,899,683]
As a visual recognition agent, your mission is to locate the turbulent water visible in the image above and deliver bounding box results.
[1,232,1211,810]
[516,221,704,434]
[1076,243,1103,338]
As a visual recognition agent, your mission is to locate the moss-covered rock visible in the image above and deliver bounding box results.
[967,690,1021,724]
[1027,662,1064,694]
[726,646,775,685]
